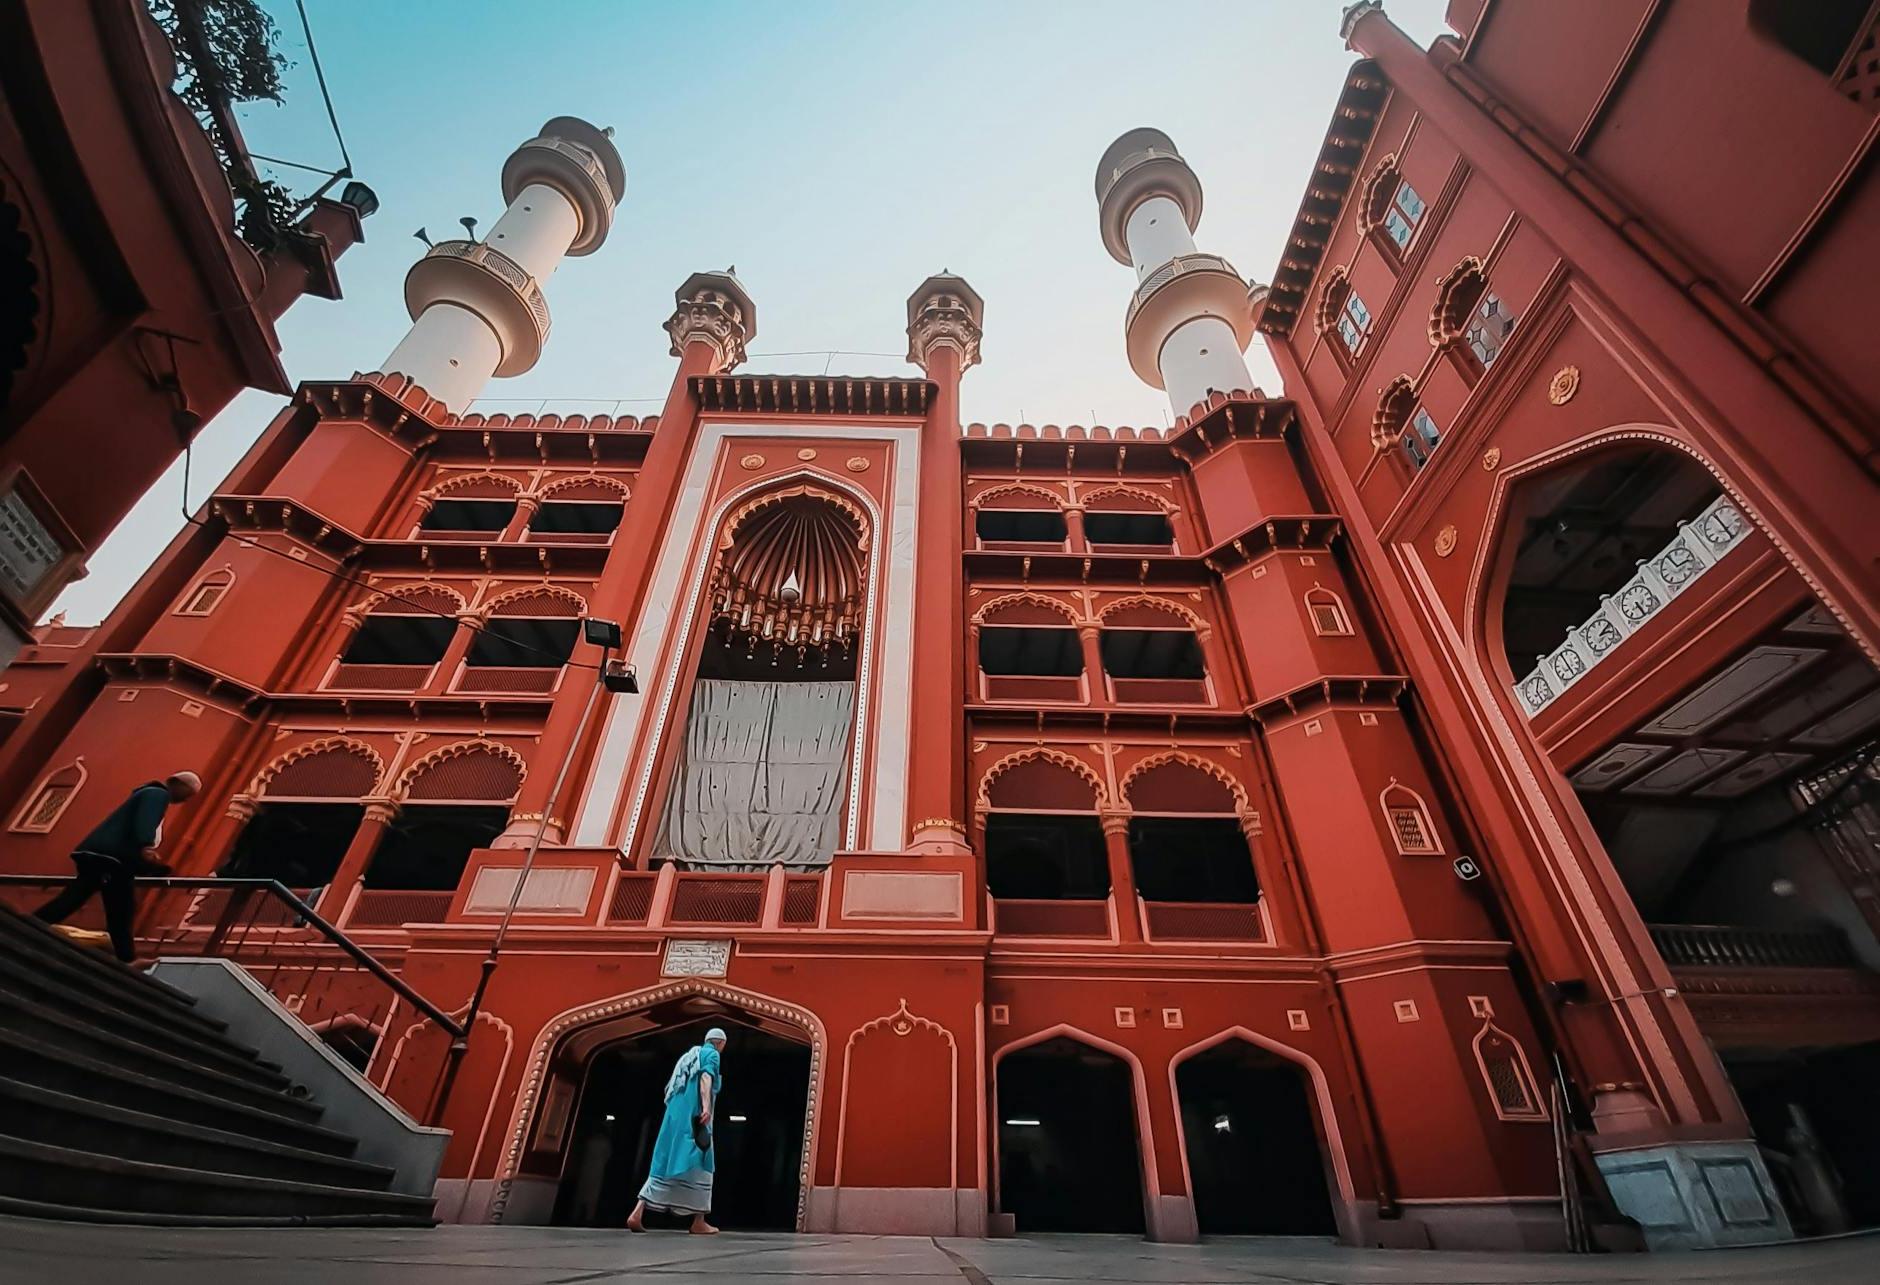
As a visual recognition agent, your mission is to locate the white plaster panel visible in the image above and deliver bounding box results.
[841,871,964,921]
[573,420,919,852]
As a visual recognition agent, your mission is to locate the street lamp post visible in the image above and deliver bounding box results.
[426,617,636,1125]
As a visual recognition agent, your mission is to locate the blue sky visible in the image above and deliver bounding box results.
[57,0,1455,622]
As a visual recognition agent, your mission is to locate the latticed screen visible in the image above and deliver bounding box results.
[669,876,765,925]
[781,876,821,926]
[1308,601,1348,636]
[21,783,75,829]
[404,749,523,802]
[1388,804,1437,853]
[266,747,379,799]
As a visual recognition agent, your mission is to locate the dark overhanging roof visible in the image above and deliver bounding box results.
[1257,60,1389,339]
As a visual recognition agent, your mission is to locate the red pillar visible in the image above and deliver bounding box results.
[1100,812,1143,944]
[316,798,400,922]
[903,275,982,858]
[504,272,755,845]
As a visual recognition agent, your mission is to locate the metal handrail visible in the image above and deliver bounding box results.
[0,874,465,1037]
[1648,921,1861,971]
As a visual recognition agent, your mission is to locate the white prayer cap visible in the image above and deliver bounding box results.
[705,1027,728,1043]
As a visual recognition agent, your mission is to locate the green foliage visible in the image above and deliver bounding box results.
[146,0,296,250]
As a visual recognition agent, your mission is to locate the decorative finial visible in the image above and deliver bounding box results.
[413,227,432,248]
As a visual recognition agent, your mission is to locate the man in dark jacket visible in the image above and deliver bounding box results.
[34,772,202,962]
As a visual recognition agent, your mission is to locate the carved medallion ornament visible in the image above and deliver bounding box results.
[796,447,818,462]
[845,457,870,473]
[739,453,765,470]
[1548,364,1580,405]
[1481,446,1501,471]
[1435,524,1458,557]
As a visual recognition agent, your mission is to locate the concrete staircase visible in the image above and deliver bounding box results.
[0,905,436,1226]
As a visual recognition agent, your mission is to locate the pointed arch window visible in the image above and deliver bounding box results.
[13,760,87,832]
[1473,1021,1548,1122]
[1316,267,1371,366]
[177,568,234,616]
[1360,156,1426,259]
[1401,407,1443,471]
[1381,781,1442,855]
[1431,257,1516,384]
[1304,586,1353,637]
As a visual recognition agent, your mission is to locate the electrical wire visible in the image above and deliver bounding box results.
[292,0,352,177]
[180,441,608,671]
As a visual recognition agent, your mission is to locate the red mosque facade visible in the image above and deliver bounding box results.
[2,0,1878,1253]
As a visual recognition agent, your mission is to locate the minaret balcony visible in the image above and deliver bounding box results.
[1122,253,1254,388]
[404,239,551,376]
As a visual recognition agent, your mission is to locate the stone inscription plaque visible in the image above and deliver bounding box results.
[661,939,733,978]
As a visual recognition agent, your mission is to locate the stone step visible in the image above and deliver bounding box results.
[0,1134,435,1226]
[0,905,211,1014]
[0,989,310,1117]
[0,1077,395,1191]
[0,1028,356,1156]
[0,926,230,1042]
[0,970,285,1088]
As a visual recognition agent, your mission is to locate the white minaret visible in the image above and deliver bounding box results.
[1095,128,1254,419]
[380,116,625,412]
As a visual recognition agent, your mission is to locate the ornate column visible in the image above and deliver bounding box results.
[316,798,401,921]
[1079,624,1107,703]
[510,271,756,847]
[1064,505,1089,554]
[904,275,982,856]
[428,610,481,696]
[1101,811,1144,944]
[502,494,540,542]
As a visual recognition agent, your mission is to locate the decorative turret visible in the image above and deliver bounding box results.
[1095,128,1254,418]
[379,116,625,411]
[905,272,984,374]
[665,268,757,374]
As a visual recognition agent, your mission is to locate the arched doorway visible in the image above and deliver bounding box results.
[1175,1039,1335,1236]
[996,1036,1144,1234]
[549,1001,812,1231]
[1486,439,1880,1234]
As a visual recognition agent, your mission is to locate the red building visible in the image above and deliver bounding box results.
[1,0,1876,1253]
[0,0,367,674]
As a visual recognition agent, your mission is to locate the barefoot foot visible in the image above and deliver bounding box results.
[688,1219,719,1236]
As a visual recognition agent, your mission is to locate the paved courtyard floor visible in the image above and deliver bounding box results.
[1,1218,1875,1284]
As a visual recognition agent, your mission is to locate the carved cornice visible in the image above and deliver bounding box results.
[1201,515,1345,576]
[1246,675,1409,727]
[207,495,365,563]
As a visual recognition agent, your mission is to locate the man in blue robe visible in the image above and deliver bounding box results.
[627,1027,727,1234]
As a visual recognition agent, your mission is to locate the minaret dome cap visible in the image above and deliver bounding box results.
[1095,127,1203,266]
[538,116,627,202]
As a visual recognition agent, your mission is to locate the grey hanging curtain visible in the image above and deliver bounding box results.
[653,678,856,869]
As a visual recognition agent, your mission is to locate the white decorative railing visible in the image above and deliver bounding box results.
[1125,253,1242,329]
[425,240,551,340]
[1515,493,1750,717]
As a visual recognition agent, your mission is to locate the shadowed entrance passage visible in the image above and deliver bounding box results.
[997,1037,1144,1234]
[553,1014,810,1231]
[1177,1039,1335,1236]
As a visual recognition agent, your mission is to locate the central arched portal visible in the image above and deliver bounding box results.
[651,485,871,870]
[551,1003,812,1231]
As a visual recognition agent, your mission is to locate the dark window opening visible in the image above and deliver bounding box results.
[979,627,1083,676]
[999,1038,1144,1234]
[531,501,623,535]
[467,618,580,667]
[421,498,516,532]
[1084,511,1173,546]
[342,615,456,665]
[976,509,1067,544]
[1401,407,1442,471]
[223,802,363,887]
[1128,816,1260,903]
[364,804,508,891]
[1751,0,1872,74]
[984,813,1109,900]
[1100,629,1205,679]
[1177,1041,1335,1235]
